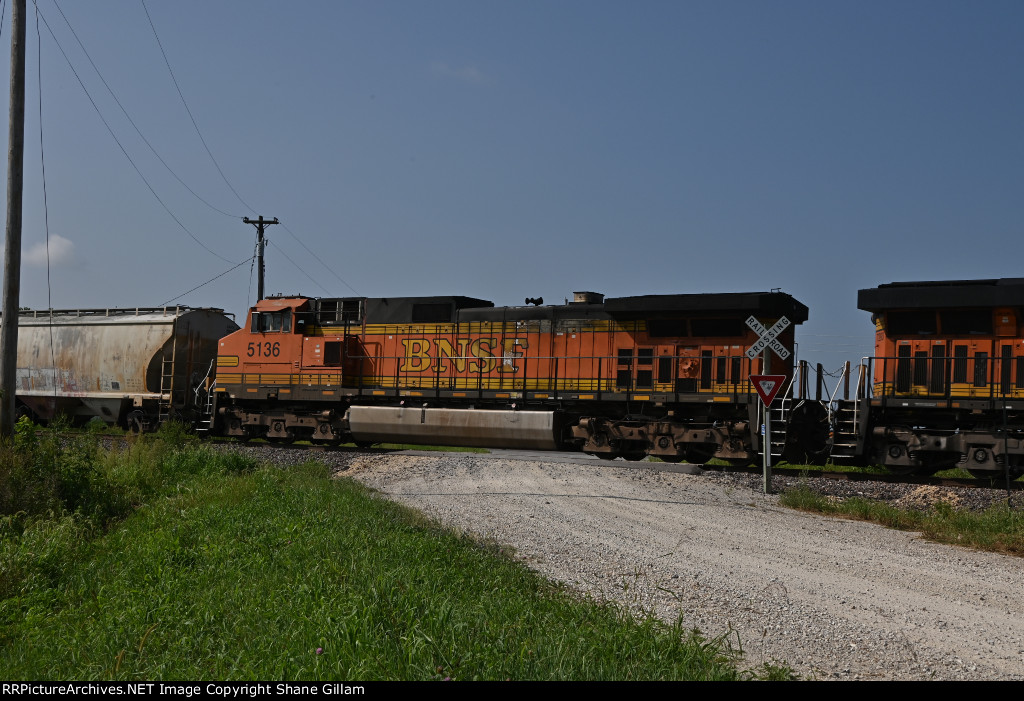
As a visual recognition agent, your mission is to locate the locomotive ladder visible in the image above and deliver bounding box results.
[829,400,863,460]
[767,389,794,460]
[828,363,870,461]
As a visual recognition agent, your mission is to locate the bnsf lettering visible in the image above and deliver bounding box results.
[400,338,527,373]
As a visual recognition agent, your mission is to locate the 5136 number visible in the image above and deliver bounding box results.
[247,341,281,358]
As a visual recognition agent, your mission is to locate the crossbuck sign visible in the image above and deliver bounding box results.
[745,315,791,361]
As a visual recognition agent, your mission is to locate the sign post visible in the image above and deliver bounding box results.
[746,316,791,494]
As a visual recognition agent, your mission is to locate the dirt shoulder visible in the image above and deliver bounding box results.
[338,452,1024,681]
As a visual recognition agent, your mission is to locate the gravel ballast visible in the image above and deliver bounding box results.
[229,445,1024,681]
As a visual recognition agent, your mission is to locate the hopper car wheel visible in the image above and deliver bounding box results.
[126,411,146,435]
[354,440,376,449]
[622,452,648,462]
[595,453,618,461]
[659,455,685,464]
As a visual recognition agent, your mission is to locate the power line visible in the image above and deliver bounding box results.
[33,0,58,410]
[278,219,359,295]
[33,4,236,263]
[141,0,255,213]
[50,0,242,219]
[161,256,254,306]
[267,239,333,297]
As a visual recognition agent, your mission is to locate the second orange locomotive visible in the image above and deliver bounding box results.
[213,290,808,463]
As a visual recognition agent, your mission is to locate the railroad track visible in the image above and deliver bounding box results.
[200,438,1024,492]
[56,431,1024,492]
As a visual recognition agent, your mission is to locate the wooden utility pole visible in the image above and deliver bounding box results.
[0,0,26,439]
[243,216,278,301]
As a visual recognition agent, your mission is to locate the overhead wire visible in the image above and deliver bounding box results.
[42,3,360,306]
[246,238,258,311]
[140,2,364,300]
[49,0,242,219]
[267,239,333,297]
[33,4,239,264]
[161,256,255,307]
[278,219,360,296]
[32,0,59,412]
[140,0,256,214]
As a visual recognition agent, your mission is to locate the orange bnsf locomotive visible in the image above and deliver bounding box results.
[833,278,1024,476]
[212,290,810,463]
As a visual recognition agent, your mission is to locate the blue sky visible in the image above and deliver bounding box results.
[2,0,1022,373]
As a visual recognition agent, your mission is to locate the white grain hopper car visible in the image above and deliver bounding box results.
[14,306,238,429]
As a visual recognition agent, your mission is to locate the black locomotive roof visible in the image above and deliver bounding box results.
[457,303,611,323]
[363,296,493,324]
[456,291,808,323]
[858,279,1024,312]
[604,292,809,323]
[336,291,810,324]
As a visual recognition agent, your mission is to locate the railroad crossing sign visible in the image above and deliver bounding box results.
[745,315,791,360]
[750,374,787,406]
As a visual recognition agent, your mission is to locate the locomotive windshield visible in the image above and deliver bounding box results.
[250,310,292,333]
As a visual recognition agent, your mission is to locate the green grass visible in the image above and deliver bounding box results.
[779,485,1024,556]
[0,424,790,681]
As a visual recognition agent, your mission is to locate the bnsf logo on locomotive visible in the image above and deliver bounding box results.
[399,338,528,373]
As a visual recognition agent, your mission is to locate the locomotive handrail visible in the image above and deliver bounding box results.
[196,359,217,413]
[863,352,1019,402]
[14,305,232,318]
[336,349,770,395]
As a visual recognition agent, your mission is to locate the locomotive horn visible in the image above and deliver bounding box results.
[525,297,543,306]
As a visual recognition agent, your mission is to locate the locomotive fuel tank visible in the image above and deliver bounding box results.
[14,306,238,427]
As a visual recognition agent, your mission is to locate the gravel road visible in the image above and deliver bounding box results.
[227,445,1024,680]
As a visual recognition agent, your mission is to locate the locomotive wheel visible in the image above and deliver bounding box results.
[621,452,648,462]
[595,453,618,461]
[658,455,685,464]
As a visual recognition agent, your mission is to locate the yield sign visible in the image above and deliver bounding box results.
[750,374,786,406]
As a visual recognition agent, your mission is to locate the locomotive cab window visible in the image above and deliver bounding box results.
[886,311,937,336]
[250,310,292,333]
